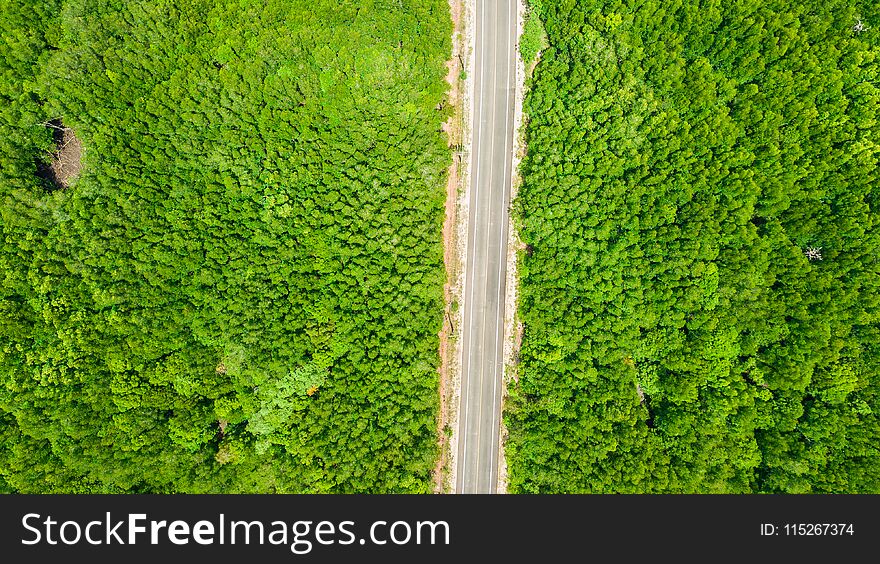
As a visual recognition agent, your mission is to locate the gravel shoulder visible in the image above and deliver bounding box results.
[496,0,526,495]
[436,0,473,494]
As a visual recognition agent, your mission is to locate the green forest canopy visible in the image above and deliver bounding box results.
[0,0,451,492]
[4,0,878,496]
[507,0,880,492]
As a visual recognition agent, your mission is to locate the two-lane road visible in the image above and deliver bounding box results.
[456,0,517,494]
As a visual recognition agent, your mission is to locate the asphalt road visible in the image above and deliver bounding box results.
[456,0,517,494]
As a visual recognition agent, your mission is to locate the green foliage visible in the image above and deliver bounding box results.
[507,0,880,493]
[247,362,327,446]
[520,3,549,67]
[0,0,452,492]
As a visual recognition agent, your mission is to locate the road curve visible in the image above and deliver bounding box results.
[456,0,517,494]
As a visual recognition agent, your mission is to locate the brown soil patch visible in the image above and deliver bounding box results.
[434,0,465,494]
[434,152,458,493]
[36,120,82,190]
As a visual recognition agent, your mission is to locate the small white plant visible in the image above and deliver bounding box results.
[804,247,823,261]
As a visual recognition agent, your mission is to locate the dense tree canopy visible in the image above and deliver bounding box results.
[507,0,880,493]
[0,0,452,492]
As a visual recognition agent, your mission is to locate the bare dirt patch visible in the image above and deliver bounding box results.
[435,0,470,494]
[36,119,82,190]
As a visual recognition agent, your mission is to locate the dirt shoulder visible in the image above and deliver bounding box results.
[496,0,527,495]
[435,0,473,494]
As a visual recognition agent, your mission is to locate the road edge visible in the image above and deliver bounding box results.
[436,0,474,494]
[496,0,526,496]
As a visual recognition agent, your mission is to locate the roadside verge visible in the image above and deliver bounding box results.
[435,0,473,494]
